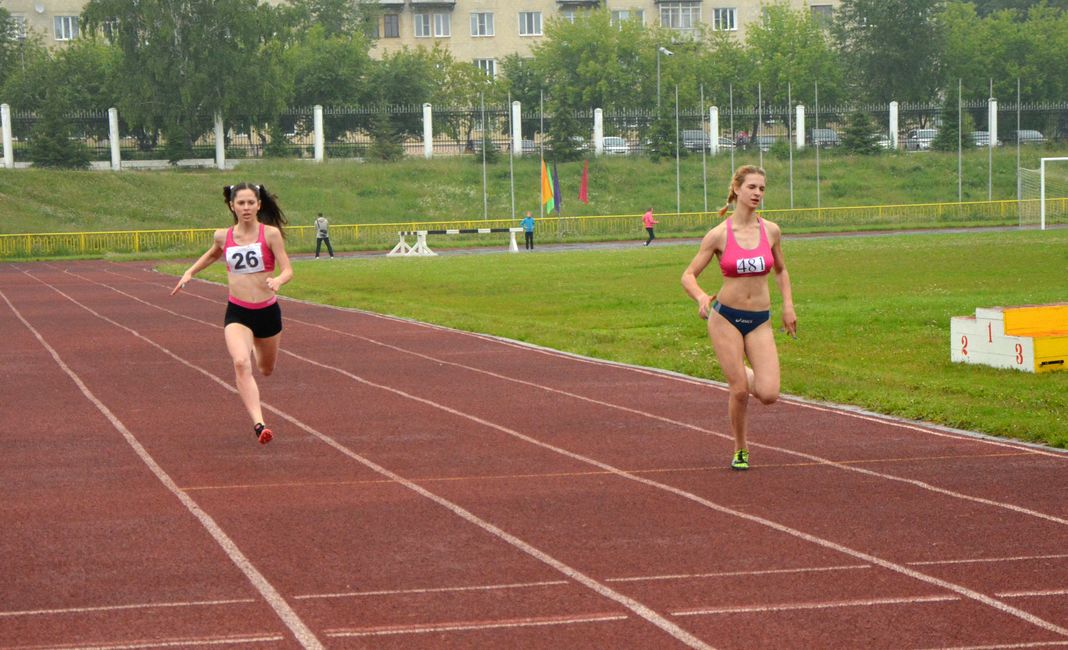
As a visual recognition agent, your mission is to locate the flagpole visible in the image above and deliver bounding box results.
[508,92,515,219]
[700,84,708,213]
[675,84,681,216]
[539,90,545,219]
[481,92,488,220]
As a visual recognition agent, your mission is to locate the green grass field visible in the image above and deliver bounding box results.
[163,228,1068,448]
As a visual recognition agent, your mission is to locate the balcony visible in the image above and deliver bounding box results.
[558,0,602,6]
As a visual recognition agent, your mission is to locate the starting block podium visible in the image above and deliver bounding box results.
[951,304,1068,373]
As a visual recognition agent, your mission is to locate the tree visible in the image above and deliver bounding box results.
[279,0,381,39]
[930,83,975,152]
[971,0,1068,16]
[833,0,946,104]
[530,10,657,112]
[840,110,882,154]
[82,0,285,161]
[0,9,17,89]
[745,2,845,109]
[28,88,91,169]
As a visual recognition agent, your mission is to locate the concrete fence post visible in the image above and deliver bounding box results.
[709,106,719,155]
[511,101,522,155]
[988,98,998,146]
[108,108,121,170]
[214,112,225,171]
[795,104,806,150]
[2,104,13,169]
[422,103,433,159]
[889,101,899,150]
[593,108,603,156]
[314,105,324,162]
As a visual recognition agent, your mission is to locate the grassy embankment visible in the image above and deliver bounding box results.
[1,146,1060,236]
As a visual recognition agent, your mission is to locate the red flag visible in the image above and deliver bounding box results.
[578,160,589,204]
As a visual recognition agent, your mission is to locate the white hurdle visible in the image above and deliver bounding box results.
[387,227,522,257]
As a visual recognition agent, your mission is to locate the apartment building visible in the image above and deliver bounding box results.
[3,0,839,77]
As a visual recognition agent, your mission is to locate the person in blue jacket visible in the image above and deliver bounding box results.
[520,211,536,250]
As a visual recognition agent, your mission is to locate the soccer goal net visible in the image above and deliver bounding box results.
[1019,157,1068,228]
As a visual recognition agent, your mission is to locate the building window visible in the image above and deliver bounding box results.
[712,8,737,31]
[561,10,576,23]
[101,19,119,42]
[810,5,834,28]
[383,14,400,38]
[660,3,701,32]
[611,10,644,27]
[54,15,79,41]
[434,13,451,37]
[474,59,497,78]
[11,15,27,41]
[518,12,542,36]
[470,12,494,37]
[415,13,450,38]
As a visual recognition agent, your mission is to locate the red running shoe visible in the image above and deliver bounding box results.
[253,423,273,445]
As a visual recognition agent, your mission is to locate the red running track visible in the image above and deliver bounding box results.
[3,259,1068,650]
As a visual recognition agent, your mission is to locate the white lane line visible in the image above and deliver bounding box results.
[31,272,713,650]
[1,287,324,650]
[73,268,1068,639]
[997,589,1068,598]
[295,580,569,600]
[275,311,1068,529]
[324,613,629,638]
[370,308,1068,459]
[9,633,285,650]
[606,564,872,583]
[909,553,1068,567]
[0,598,255,618]
[673,594,959,617]
[922,642,1068,650]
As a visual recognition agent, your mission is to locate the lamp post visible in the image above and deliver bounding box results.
[656,46,673,111]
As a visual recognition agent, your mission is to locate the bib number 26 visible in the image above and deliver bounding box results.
[231,249,261,271]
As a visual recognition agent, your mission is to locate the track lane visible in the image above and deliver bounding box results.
[14,260,1068,648]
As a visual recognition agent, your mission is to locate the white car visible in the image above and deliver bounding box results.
[601,136,630,155]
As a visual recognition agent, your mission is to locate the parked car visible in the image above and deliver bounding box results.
[1005,129,1047,145]
[905,128,938,151]
[716,136,736,151]
[807,128,841,147]
[753,135,779,152]
[970,131,1002,147]
[681,129,710,152]
[872,133,894,150]
[601,136,630,155]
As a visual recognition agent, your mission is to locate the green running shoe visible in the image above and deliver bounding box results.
[730,449,749,471]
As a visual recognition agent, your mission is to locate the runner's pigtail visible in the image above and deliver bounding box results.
[256,184,289,238]
[718,187,737,217]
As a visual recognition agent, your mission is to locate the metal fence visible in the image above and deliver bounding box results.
[4,100,1066,163]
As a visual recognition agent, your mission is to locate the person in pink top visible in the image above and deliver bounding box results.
[171,183,294,445]
[680,165,797,470]
[642,207,659,246]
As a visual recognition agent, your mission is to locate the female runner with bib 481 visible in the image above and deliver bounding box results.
[681,165,797,471]
[171,183,293,444]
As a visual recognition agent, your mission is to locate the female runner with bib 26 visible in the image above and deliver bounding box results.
[681,165,797,471]
[171,183,293,444]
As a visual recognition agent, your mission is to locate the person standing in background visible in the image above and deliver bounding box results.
[314,212,334,259]
[520,211,536,250]
[642,207,658,246]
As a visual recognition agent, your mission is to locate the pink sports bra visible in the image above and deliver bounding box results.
[719,217,773,278]
[224,223,276,275]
